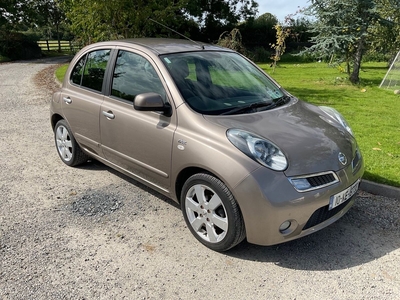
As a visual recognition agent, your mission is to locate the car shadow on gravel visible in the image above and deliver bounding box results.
[77,160,180,209]
[227,193,400,271]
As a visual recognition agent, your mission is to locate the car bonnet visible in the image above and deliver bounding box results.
[203,99,357,176]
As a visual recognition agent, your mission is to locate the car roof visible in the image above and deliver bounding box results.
[104,38,231,55]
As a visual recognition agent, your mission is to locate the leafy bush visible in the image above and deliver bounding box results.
[0,31,42,60]
[19,29,42,42]
[362,51,392,63]
[217,28,248,55]
[249,47,271,62]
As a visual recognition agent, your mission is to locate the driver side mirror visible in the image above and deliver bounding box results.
[134,92,172,117]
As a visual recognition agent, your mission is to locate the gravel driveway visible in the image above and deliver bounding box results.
[0,57,399,299]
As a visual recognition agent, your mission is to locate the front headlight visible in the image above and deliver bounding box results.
[319,106,353,136]
[227,129,287,171]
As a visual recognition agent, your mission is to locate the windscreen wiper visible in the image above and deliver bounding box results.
[221,96,290,115]
[220,101,273,115]
[262,95,291,110]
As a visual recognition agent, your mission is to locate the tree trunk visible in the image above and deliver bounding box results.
[57,23,61,53]
[349,38,365,84]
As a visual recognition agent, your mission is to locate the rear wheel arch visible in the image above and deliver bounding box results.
[54,119,89,167]
[51,114,64,130]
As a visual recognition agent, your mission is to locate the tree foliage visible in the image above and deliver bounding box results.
[306,0,381,83]
[1,0,32,29]
[239,12,278,49]
[0,1,63,59]
[61,0,186,44]
[369,0,400,60]
[270,24,291,71]
[1,0,60,29]
[185,0,258,41]
[217,28,247,55]
[59,0,258,45]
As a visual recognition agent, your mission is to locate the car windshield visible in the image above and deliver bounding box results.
[160,51,286,115]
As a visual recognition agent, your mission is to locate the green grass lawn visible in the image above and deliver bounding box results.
[55,60,400,187]
[262,61,400,187]
[55,64,69,82]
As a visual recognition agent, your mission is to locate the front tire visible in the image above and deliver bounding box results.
[54,119,88,167]
[181,173,246,252]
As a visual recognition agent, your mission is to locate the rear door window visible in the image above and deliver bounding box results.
[70,49,111,92]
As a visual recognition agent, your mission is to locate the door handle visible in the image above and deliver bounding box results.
[63,97,72,104]
[102,111,115,119]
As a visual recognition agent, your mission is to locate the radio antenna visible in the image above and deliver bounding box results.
[149,18,205,50]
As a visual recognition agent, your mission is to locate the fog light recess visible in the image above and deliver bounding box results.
[279,220,298,235]
[279,221,291,232]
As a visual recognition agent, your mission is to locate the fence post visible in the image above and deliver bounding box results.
[46,40,50,51]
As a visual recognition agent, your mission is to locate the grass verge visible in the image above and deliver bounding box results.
[55,64,69,83]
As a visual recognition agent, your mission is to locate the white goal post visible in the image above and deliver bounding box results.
[379,50,400,90]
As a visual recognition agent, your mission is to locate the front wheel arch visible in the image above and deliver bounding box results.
[180,172,246,251]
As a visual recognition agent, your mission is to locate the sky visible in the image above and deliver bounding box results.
[258,0,311,21]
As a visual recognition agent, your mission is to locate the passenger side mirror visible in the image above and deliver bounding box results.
[134,92,172,117]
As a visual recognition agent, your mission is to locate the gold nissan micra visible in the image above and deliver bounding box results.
[50,38,364,251]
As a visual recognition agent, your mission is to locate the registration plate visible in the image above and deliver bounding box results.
[329,179,360,210]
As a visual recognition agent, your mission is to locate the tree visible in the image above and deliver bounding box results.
[369,0,400,61]
[185,0,259,41]
[61,0,258,45]
[61,0,196,44]
[306,0,381,83]
[217,28,247,55]
[1,0,33,29]
[30,1,67,51]
[0,1,64,59]
[270,23,290,71]
[1,0,67,34]
[239,12,278,49]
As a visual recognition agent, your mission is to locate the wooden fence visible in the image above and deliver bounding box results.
[37,40,81,53]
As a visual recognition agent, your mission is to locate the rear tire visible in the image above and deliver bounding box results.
[54,119,88,167]
[181,173,246,252]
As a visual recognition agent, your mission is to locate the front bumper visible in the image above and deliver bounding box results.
[233,156,364,246]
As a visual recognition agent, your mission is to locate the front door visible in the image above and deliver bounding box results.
[100,50,176,192]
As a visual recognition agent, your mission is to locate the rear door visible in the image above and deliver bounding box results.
[100,49,177,192]
[61,48,111,157]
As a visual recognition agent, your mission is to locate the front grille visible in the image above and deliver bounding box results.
[307,173,337,187]
[303,196,355,230]
[288,171,339,192]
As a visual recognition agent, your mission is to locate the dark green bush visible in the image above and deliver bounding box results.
[0,31,42,60]
[362,51,392,63]
[250,47,272,62]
